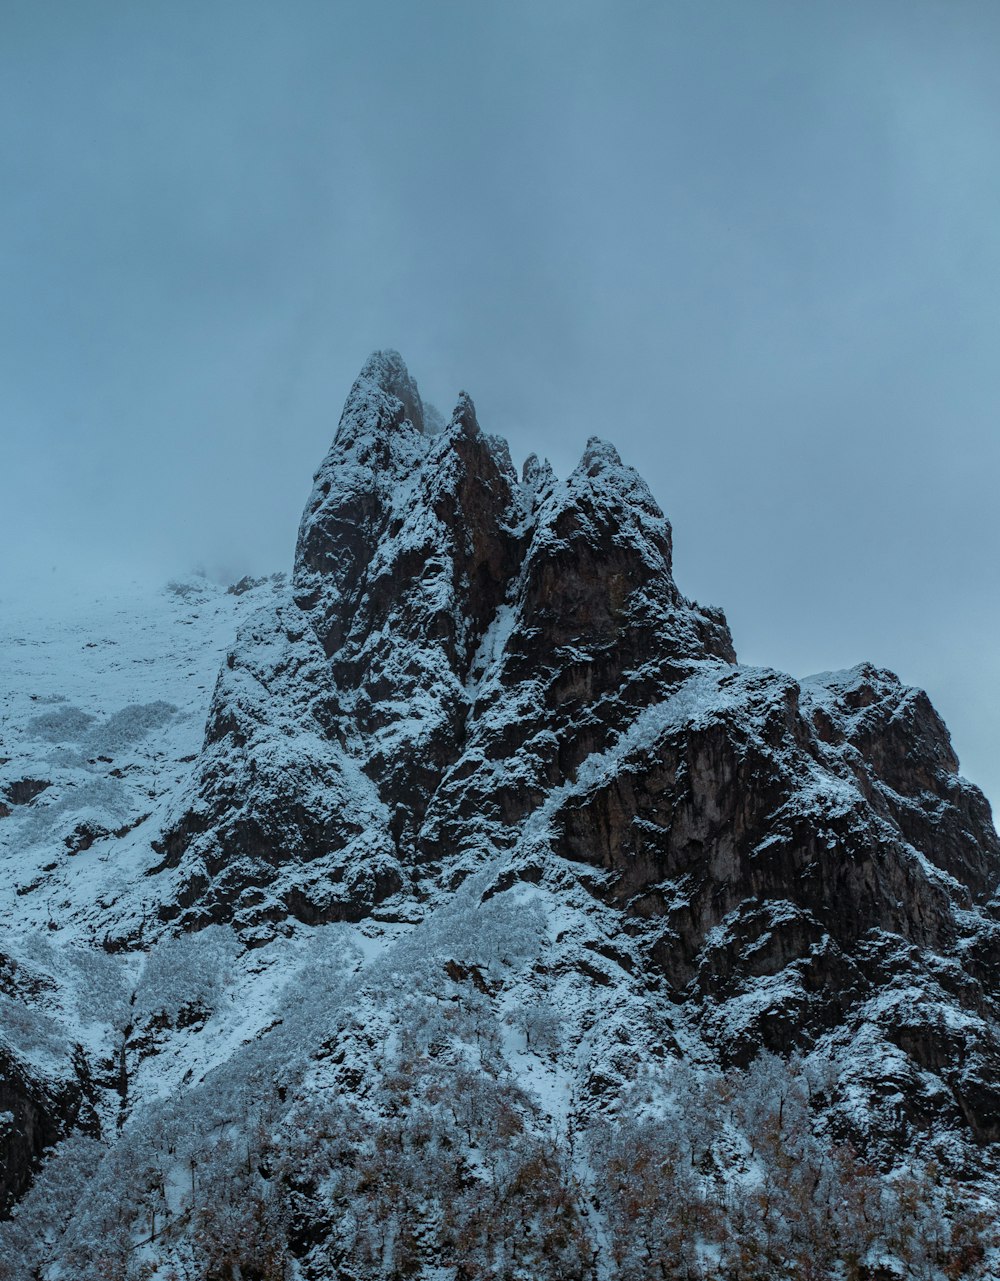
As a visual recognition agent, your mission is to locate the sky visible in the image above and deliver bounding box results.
[1,0,998,807]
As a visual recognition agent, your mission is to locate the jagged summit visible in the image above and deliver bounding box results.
[580,434,622,471]
[192,353,736,930]
[521,451,554,488]
[333,347,426,442]
[450,389,479,436]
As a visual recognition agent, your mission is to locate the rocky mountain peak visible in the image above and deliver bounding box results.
[449,389,480,437]
[154,357,998,1139]
[521,451,554,490]
[159,354,740,928]
[578,434,622,474]
[2,352,999,1273]
[334,347,425,443]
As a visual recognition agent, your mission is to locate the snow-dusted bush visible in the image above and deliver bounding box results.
[86,700,177,753]
[133,925,238,1028]
[0,992,68,1066]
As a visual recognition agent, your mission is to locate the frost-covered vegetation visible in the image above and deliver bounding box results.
[2,885,995,1281]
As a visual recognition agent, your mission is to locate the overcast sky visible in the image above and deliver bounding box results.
[2,0,998,807]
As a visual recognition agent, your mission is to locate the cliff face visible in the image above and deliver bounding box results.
[2,352,999,1270]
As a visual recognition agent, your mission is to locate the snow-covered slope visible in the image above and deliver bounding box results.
[1,353,998,1279]
[0,574,286,940]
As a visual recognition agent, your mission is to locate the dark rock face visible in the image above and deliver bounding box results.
[0,948,104,1217]
[157,350,1000,1143]
[0,1043,98,1216]
[151,601,400,936]
[3,779,51,808]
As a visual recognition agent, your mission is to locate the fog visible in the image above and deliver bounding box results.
[2,0,998,805]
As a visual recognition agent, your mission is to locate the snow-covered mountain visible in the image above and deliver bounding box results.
[2,352,998,1279]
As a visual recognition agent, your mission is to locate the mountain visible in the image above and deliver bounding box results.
[1,352,998,1279]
